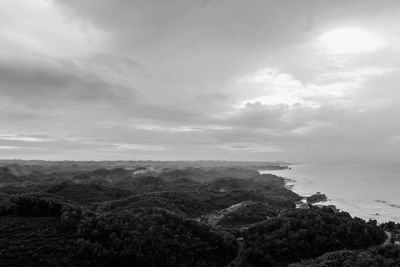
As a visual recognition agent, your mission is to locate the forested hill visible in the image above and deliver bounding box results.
[290,245,400,267]
[0,163,395,266]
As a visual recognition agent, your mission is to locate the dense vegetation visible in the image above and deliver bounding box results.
[217,202,277,227]
[290,245,400,267]
[0,192,236,266]
[64,208,237,267]
[0,192,78,217]
[0,161,397,266]
[0,216,80,267]
[98,191,212,217]
[244,207,386,266]
[47,181,132,204]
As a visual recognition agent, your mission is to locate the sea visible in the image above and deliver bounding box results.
[260,162,400,223]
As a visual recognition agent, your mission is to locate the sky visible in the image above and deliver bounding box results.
[1,0,400,162]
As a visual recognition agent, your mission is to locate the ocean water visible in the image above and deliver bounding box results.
[260,162,400,223]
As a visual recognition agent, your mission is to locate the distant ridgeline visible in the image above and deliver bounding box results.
[0,160,289,175]
[0,161,398,267]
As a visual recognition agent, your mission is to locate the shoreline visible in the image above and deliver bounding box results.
[261,168,398,223]
[281,174,378,221]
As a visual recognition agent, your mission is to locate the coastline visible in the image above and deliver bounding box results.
[261,166,400,223]
[282,177,296,190]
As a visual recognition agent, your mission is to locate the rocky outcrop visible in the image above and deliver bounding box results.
[307,192,328,204]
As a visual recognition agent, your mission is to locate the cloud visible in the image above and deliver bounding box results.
[0,133,54,143]
[0,146,31,150]
[0,57,136,105]
[217,143,283,153]
[1,0,400,161]
[0,0,106,59]
[113,143,167,152]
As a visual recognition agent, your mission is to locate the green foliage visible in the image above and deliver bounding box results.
[72,208,237,267]
[0,167,20,183]
[1,164,395,267]
[0,216,79,267]
[0,184,41,195]
[217,202,277,227]
[290,245,400,267]
[159,167,260,182]
[0,193,78,217]
[47,182,132,204]
[203,189,295,211]
[115,176,168,193]
[97,191,211,217]
[244,207,386,266]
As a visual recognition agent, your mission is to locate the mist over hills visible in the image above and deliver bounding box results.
[0,160,289,175]
[0,160,398,266]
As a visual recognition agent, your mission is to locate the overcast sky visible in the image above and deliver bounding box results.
[1,0,400,162]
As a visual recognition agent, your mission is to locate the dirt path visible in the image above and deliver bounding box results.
[382,231,392,247]
[226,238,245,267]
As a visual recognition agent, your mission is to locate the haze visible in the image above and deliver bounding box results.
[1,0,400,162]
